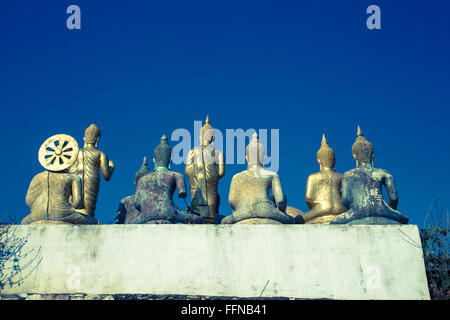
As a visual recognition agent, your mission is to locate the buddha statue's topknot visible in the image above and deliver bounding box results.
[154,135,172,167]
[246,133,265,165]
[352,125,374,163]
[84,124,101,144]
[316,134,335,168]
[200,115,215,141]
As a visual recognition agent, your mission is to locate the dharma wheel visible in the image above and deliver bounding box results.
[38,134,79,172]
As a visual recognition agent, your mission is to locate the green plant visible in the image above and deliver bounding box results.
[420,200,449,300]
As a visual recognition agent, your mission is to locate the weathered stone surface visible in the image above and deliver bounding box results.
[116,137,202,225]
[1,225,429,299]
[330,167,409,225]
[330,126,408,225]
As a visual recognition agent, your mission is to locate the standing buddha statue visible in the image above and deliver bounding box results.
[69,124,115,217]
[185,115,225,223]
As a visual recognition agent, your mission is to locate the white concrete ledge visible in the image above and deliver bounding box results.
[1,225,430,299]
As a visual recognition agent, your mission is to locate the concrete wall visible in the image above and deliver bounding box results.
[0,224,430,299]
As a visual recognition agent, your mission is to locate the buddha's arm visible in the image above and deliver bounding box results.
[134,180,144,212]
[175,173,187,198]
[384,174,399,210]
[100,151,114,181]
[305,175,314,209]
[340,175,352,208]
[25,175,41,209]
[272,174,286,212]
[217,151,225,179]
[228,176,239,212]
[185,149,194,179]
[71,176,83,209]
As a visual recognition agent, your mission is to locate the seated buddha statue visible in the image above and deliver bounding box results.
[115,156,150,224]
[330,126,409,225]
[221,133,298,224]
[116,135,203,224]
[301,134,347,224]
[21,134,97,225]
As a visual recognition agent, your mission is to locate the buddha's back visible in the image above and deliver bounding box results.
[309,171,346,211]
[135,170,184,222]
[341,167,387,211]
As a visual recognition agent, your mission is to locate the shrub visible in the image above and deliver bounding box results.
[420,200,449,300]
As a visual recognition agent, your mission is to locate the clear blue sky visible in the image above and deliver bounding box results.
[1,0,449,225]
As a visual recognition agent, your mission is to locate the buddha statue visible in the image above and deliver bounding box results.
[115,156,149,224]
[21,134,97,225]
[330,126,409,225]
[69,124,114,217]
[185,115,225,224]
[221,133,298,224]
[301,134,347,224]
[116,135,203,224]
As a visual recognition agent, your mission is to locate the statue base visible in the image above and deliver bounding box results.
[307,215,336,224]
[0,224,429,299]
[30,220,72,225]
[346,217,402,225]
[236,218,282,224]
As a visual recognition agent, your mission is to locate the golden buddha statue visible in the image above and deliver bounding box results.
[301,134,347,224]
[221,133,296,224]
[330,126,409,225]
[22,134,97,225]
[185,116,225,224]
[69,124,114,217]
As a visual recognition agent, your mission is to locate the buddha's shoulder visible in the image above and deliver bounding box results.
[138,172,155,181]
[371,167,393,178]
[307,171,323,179]
[254,168,279,179]
[262,168,279,178]
[344,167,391,177]
[343,168,361,177]
[308,171,342,181]
[81,147,102,157]
[231,171,247,180]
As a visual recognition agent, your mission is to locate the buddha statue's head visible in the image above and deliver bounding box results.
[153,135,172,169]
[84,124,101,147]
[352,125,374,166]
[246,133,265,167]
[316,134,335,170]
[200,115,215,147]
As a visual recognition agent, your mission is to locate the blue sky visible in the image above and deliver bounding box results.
[1,0,449,225]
